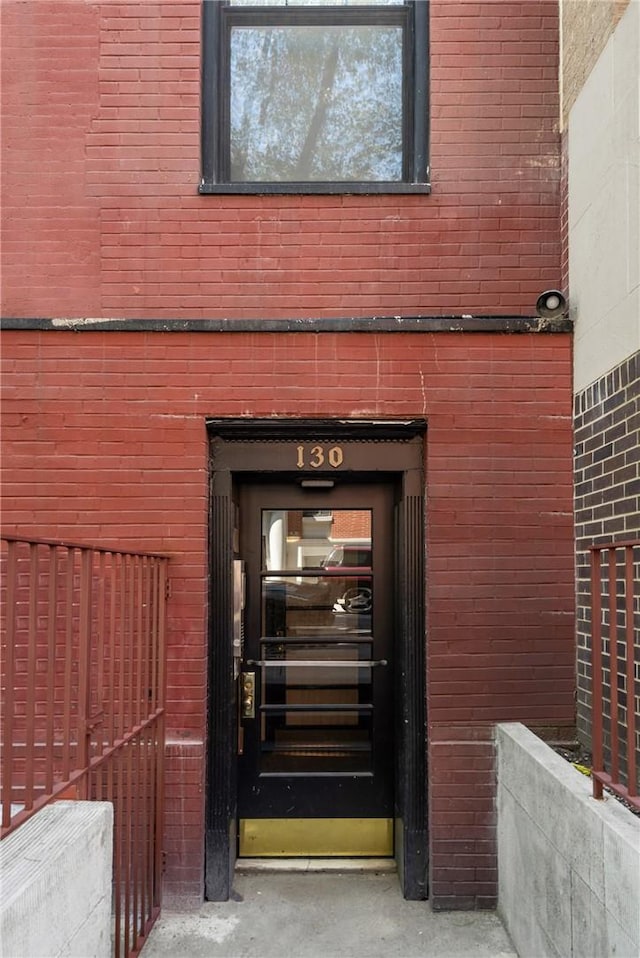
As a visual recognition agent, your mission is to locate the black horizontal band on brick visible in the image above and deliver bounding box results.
[1,315,573,334]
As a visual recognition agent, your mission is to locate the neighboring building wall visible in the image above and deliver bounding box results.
[566,0,639,395]
[561,0,631,124]
[574,355,640,748]
[1,0,573,910]
[563,1,640,753]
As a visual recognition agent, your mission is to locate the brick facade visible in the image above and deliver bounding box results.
[1,0,561,319]
[574,351,640,751]
[1,0,575,910]
[1,327,576,907]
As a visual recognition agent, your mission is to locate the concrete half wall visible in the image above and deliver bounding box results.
[497,723,640,958]
[0,801,113,958]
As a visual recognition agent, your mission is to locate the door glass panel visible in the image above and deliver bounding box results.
[261,508,371,571]
[258,506,375,775]
[260,643,373,774]
[263,576,372,637]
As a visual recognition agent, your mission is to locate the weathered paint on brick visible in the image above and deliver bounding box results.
[0,0,574,910]
[1,0,561,319]
[1,329,576,907]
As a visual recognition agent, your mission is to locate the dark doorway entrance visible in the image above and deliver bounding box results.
[205,419,427,901]
[237,481,395,856]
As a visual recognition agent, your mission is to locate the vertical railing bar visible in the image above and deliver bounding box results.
[119,554,127,745]
[25,544,39,809]
[45,546,57,794]
[141,724,150,930]
[113,750,122,958]
[590,547,604,799]
[608,548,619,783]
[136,556,144,730]
[109,553,118,751]
[625,545,637,797]
[124,737,134,958]
[132,730,141,948]
[142,557,153,925]
[2,541,17,830]
[62,548,74,780]
[77,549,92,797]
[128,554,136,737]
[155,559,168,908]
[96,550,106,760]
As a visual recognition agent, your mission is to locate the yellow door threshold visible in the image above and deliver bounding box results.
[236,858,397,874]
[239,818,393,857]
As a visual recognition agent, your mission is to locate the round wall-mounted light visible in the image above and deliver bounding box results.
[535,290,567,318]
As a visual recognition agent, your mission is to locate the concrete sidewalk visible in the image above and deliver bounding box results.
[143,871,517,958]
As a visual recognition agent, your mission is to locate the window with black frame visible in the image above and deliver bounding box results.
[200,0,429,194]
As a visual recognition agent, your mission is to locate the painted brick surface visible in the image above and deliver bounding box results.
[1,329,575,907]
[1,0,560,318]
[1,0,572,911]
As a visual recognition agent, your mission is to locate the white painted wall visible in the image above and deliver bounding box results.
[569,0,640,393]
[0,801,113,958]
[497,723,640,958]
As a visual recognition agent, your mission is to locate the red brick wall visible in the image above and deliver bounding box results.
[1,0,561,319]
[1,0,569,909]
[1,329,576,906]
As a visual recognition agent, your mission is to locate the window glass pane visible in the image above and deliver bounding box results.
[230,25,403,181]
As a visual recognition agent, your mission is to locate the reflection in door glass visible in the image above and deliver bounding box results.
[261,508,371,571]
[259,509,374,774]
[260,643,373,774]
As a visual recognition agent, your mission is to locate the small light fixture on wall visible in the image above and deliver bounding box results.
[536,289,567,318]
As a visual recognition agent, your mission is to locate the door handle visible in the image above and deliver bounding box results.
[241,671,255,719]
[246,659,387,668]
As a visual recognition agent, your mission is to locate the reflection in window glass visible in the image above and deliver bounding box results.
[230,25,403,181]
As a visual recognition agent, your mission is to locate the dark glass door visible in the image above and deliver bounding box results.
[237,481,395,857]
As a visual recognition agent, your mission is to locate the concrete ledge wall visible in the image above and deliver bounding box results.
[497,723,640,958]
[0,801,113,958]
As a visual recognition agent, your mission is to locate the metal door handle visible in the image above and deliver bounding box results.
[246,659,387,668]
[241,671,255,718]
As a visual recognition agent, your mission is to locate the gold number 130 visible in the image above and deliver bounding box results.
[296,445,344,469]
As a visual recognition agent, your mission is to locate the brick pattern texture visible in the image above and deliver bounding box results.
[1,0,561,319]
[1,0,574,910]
[1,329,576,907]
[574,351,640,756]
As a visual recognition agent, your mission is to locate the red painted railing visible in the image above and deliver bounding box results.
[1,535,169,958]
[589,539,639,811]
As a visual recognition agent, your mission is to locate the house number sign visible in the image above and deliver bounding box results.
[296,444,344,469]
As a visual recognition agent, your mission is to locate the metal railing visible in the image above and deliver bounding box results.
[589,539,639,810]
[1,535,169,958]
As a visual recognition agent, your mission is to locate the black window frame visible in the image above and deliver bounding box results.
[200,0,430,195]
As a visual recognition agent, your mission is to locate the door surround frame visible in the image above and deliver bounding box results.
[205,418,427,901]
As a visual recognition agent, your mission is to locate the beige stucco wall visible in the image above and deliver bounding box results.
[561,0,631,125]
[567,0,640,392]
